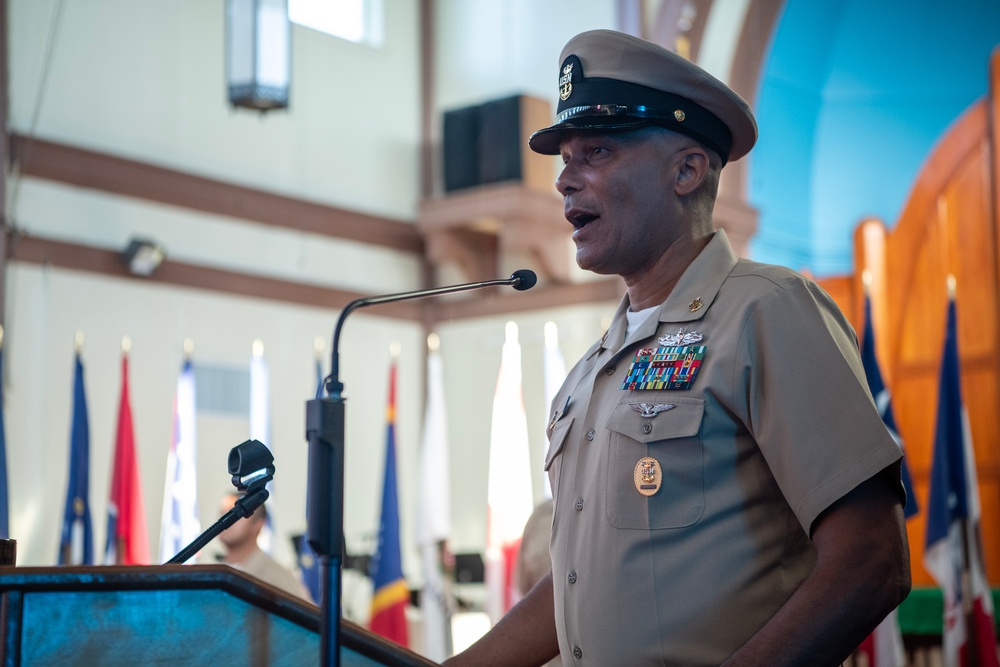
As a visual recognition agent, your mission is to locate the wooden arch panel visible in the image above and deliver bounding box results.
[818,49,1000,587]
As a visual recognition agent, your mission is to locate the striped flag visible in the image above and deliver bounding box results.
[542,322,567,500]
[923,294,999,667]
[369,359,409,646]
[159,359,200,563]
[856,295,909,665]
[485,322,534,625]
[415,336,454,660]
[249,340,274,553]
[104,349,150,565]
[59,352,94,565]
[0,341,9,539]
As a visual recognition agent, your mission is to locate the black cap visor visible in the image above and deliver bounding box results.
[528,111,655,155]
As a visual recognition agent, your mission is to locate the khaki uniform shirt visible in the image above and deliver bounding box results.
[544,231,902,666]
[231,548,314,603]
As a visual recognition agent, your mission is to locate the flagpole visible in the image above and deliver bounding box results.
[959,515,979,666]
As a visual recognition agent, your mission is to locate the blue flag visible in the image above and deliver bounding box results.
[860,296,918,518]
[923,297,999,666]
[59,353,94,564]
[0,347,9,539]
[369,361,409,645]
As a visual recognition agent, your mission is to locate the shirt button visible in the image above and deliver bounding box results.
[568,571,577,584]
[575,498,584,511]
[642,423,653,434]
[586,429,595,441]
[605,366,616,376]
[573,647,583,659]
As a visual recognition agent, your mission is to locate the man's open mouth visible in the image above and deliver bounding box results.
[567,210,599,229]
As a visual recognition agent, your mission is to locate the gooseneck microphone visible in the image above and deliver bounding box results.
[166,439,274,565]
[307,268,536,667]
[325,269,537,397]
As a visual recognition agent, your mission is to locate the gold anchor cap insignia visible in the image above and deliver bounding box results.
[559,62,574,100]
[634,457,662,496]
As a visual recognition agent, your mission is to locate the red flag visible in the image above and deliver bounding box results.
[105,351,150,565]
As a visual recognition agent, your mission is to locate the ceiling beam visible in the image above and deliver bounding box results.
[8,134,424,254]
[7,231,622,322]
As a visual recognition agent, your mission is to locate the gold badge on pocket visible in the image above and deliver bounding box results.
[634,456,662,496]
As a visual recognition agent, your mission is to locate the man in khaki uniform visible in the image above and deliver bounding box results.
[445,29,909,666]
[217,492,313,603]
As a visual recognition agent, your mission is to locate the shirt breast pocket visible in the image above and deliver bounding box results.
[605,396,705,530]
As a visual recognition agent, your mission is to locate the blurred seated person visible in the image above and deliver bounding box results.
[516,499,560,667]
[218,492,313,603]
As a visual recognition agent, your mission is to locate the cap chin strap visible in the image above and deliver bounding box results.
[556,77,733,160]
[532,112,727,165]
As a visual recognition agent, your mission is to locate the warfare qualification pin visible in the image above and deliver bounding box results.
[630,403,675,418]
[634,456,662,497]
[659,329,704,346]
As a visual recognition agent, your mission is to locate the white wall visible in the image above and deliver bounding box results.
[9,0,422,219]
[433,0,616,111]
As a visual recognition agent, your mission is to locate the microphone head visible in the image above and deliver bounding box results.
[510,269,537,291]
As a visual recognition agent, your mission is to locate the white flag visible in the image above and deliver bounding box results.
[249,339,274,553]
[415,337,454,660]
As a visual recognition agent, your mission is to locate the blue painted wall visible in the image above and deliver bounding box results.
[750,0,1000,276]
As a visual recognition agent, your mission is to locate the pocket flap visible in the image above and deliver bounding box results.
[606,397,704,443]
[544,417,575,471]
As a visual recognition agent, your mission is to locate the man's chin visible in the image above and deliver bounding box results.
[575,252,614,276]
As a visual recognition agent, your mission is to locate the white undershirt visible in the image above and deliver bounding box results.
[625,305,658,342]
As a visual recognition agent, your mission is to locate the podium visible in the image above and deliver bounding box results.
[0,565,437,667]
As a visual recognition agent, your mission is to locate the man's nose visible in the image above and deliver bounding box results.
[556,160,582,195]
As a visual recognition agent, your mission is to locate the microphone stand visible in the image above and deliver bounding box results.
[306,270,536,667]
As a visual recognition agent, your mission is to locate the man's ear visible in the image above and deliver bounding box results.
[674,147,710,197]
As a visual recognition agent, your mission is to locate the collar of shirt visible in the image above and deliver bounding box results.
[598,229,740,355]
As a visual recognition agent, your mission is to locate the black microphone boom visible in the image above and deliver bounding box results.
[325,269,536,396]
[307,268,535,666]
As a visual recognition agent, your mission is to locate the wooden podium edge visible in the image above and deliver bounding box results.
[0,565,436,667]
